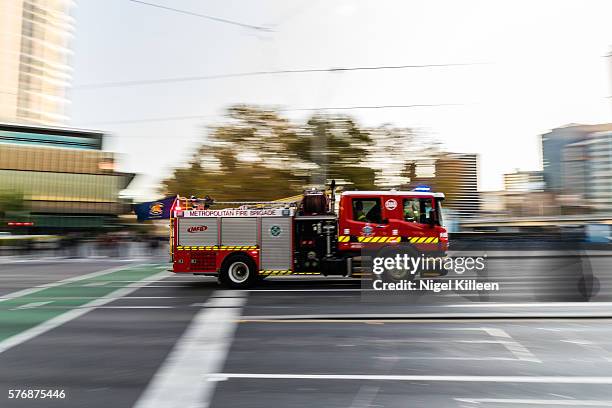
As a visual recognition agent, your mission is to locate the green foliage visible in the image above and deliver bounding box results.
[161,105,378,200]
[161,105,454,202]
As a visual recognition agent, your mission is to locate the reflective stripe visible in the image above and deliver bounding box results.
[258,270,293,276]
[175,246,258,251]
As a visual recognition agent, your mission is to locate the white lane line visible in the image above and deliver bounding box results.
[560,339,612,362]
[455,398,612,406]
[349,385,380,408]
[240,312,612,320]
[376,356,517,361]
[209,373,612,384]
[444,302,612,308]
[192,297,246,308]
[83,281,109,287]
[10,301,53,311]
[133,291,247,408]
[0,264,149,302]
[247,288,367,292]
[482,328,541,363]
[0,271,170,355]
[94,306,173,309]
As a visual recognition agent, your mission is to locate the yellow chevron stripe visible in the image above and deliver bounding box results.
[410,237,419,244]
[424,237,434,244]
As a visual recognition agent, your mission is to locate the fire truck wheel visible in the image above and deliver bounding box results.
[219,253,258,289]
[376,244,421,282]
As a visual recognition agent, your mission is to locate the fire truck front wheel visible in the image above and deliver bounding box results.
[219,253,258,289]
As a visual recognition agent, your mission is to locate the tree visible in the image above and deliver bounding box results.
[161,105,378,200]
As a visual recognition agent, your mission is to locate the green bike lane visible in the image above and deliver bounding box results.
[0,264,169,349]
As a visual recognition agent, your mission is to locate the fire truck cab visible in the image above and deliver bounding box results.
[170,187,447,288]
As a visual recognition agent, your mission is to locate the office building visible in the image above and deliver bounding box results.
[410,153,480,219]
[503,170,544,192]
[562,131,612,212]
[0,0,75,125]
[541,123,612,191]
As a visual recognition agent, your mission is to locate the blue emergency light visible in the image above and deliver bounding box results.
[413,185,432,192]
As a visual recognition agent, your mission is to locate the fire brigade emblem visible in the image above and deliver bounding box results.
[362,225,374,236]
[385,199,397,210]
[270,225,282,237]
[149,202,164,216]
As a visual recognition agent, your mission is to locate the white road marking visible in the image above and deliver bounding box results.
[560,339,612,362]
[196,297,247,308]
[483,328,541,362]
[93,306,173,309]
[0,271,170,355]
[455,398,612,406]
[443,302,612,308]
[133,291,247,408]
[548,393,575,399]
[10,301,53,311]
[376,356,517,361]
[239,311,612,320]
[247,288,368,292]
[209,373,612,384]
[83,281,109,287]
[0,264,145,302]
[349,385,380,408]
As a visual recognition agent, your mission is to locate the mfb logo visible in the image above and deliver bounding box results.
[187,225,208,233]
[385,199,397,211]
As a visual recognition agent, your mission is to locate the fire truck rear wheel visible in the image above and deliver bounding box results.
[219,253,258,289]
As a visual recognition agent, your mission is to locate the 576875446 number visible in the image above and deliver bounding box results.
[8,389,65,399]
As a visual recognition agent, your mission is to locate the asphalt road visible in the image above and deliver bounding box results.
[1,257,612,407]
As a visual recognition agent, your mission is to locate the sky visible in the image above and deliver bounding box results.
[67,0,612,199]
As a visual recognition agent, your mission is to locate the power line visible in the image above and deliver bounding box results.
[81,103,464,126]
[126,0,271,32]
[73,62,485,90]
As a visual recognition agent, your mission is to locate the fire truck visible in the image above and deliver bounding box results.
[170,184,448,288]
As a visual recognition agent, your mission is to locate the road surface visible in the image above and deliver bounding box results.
[1,257,612,407]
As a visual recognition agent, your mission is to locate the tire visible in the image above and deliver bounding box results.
[375,244,421,282]
[219,253,258,289]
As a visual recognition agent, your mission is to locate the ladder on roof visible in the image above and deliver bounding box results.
[176,195,301,211]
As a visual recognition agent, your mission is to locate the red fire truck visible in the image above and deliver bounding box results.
[170,185,448,288]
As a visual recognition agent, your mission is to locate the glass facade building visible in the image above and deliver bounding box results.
[0,122,134,230]
[0,0,75,125]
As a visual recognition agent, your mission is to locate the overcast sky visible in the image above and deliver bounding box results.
[67,0,612,199]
